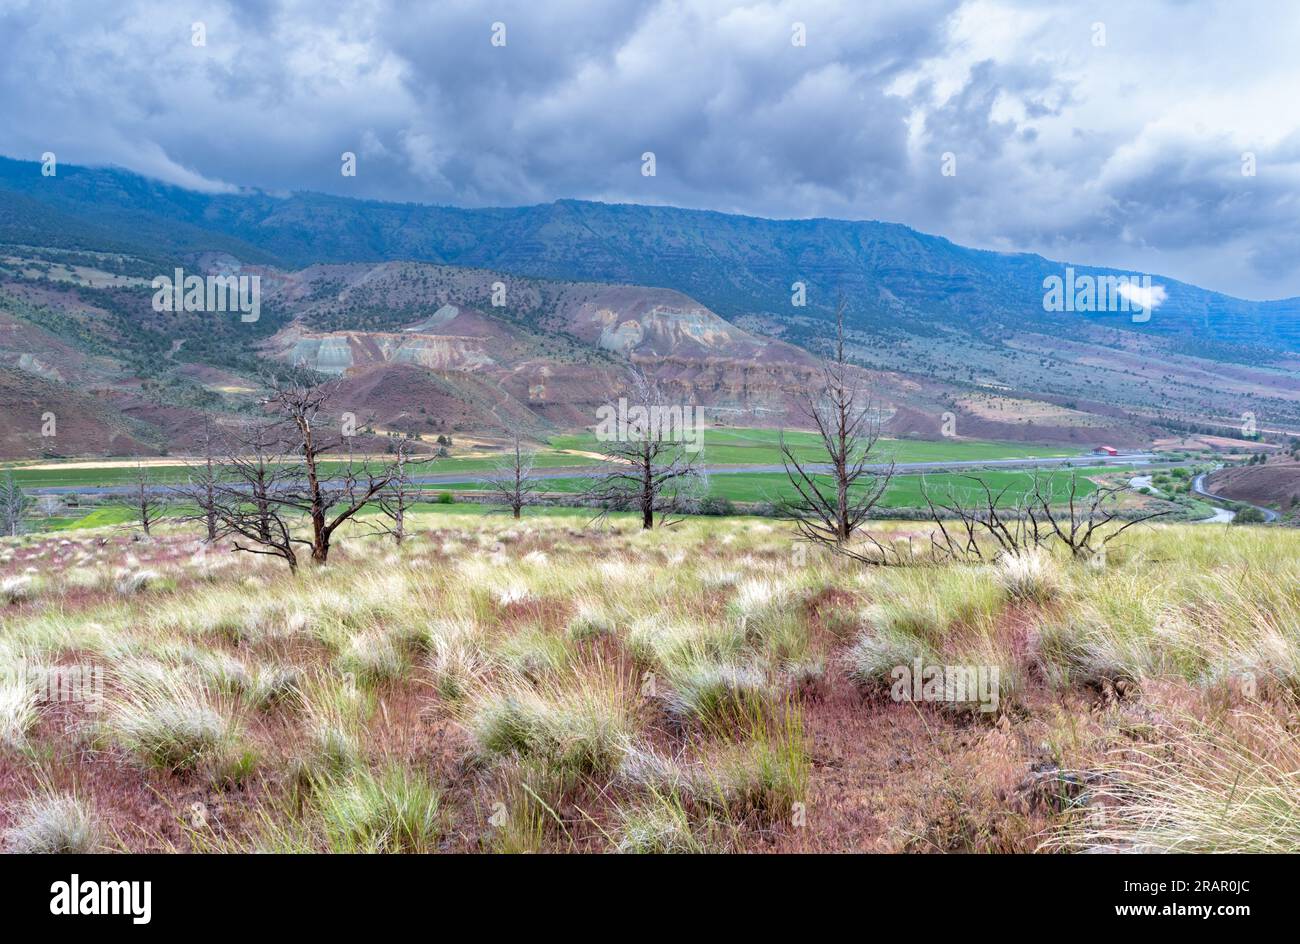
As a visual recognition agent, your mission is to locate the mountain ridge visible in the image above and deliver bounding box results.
[1,157,1297,356]
[0,157,1297,459]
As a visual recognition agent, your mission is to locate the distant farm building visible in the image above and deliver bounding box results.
[1092,445,1119,456]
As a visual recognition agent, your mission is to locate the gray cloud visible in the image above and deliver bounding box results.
[0,0,1297,299]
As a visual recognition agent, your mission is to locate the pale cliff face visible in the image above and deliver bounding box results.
[276,330,496,375]
[582,301,754,357]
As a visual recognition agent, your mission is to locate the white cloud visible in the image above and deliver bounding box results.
[0,0,1297,298]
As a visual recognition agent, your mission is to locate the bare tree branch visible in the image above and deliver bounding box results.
[779,298,895,560]
[374,437,435,543]
[478,435,540,520]
[583,368,704,530]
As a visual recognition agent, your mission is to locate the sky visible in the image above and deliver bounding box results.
[1,0,1298,300]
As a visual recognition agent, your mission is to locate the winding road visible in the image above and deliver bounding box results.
[1191,472,1280,523]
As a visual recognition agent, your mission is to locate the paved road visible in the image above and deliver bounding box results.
[1191,472,1280,523]
[25,452,1159,498]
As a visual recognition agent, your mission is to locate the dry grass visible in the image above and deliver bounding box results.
[3,791,104,853]
[0,512,1295,852]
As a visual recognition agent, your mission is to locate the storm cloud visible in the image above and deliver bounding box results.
[0,0,1297,299]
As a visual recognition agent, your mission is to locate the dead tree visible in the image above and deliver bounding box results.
[132,463,165,537]
[918,473,1051,562]
[779,299,894,558]
[187,420,221,543]
[262,378,396,564]
[479,436,539,520]
[921,471,1169,562]
[1028,472,1171,558]
[375,437,433,544]
[0,472,30,537]
[175,420,273,545]
[192,420,301,570]
[584,370,703,529]
[198,382,398,570]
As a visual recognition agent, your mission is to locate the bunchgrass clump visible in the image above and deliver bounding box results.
[703,704,809,823]
[1053,712,1300,853]
[335,629,406,685]
[995,549,1062,603]
[425,619,490,702]
[663,657,770,726]
[494,626,571,679]
[3,792,104,853]
[299,675,373,773]
[846,619,932,692]
[1,574,36,605]
[464,665,636,775]
[108,674,241,773]
[614,795,703,853]
[0,674,40,748]
[315,763,443,853]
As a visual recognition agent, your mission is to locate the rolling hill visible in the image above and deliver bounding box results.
[0,156,1296,458]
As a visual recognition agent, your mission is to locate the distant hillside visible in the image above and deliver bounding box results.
[0,243,1167,458]
[2,158,1298,357]
[1,157,1298,458]
[1207,457,1300,513]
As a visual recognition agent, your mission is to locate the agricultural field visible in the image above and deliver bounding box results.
[0,452,597,491]
[548,429,1081,467]
[430,468,1112,508]
[0,430,1080,492]
[1,510,1296,853]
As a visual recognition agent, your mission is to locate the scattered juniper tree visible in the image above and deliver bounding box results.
[479,435,539,520]
[779,299,894,559]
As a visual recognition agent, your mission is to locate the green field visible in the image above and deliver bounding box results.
[432,467,1112,508]
[0,429,1080,492]
[549,428,1078,467]
[25,499,625,533]
[36,506,152,531]
[0,452,595,490]
[19,466,1118,534]
[3,428,1100,535]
